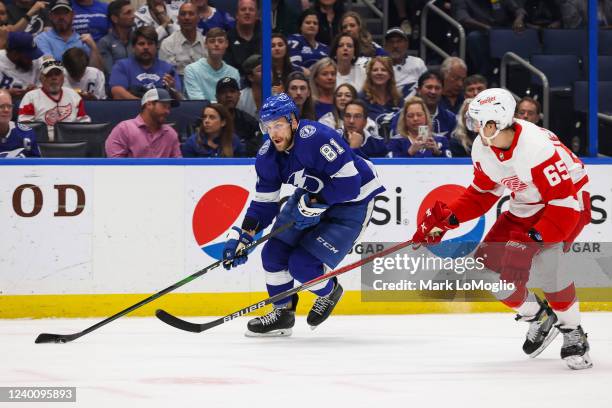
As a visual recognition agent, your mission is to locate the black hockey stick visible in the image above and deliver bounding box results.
[155,238,415,333]
[34,222,294,344]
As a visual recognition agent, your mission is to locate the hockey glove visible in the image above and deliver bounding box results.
[222,226,254,270]
[500,230,543,286]
[411,201,459,244]
[292,192,329,230]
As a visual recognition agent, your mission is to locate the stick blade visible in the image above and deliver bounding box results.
[35,333,75,344]
[155,309,204,333]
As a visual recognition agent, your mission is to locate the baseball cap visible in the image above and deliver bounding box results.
[40,57,65,75]
[385,27,408,41]
[216,77,239,94]
[242,54,262,74]
[141,88,179,107]
[7,32,43,59]
[51,0,72,13]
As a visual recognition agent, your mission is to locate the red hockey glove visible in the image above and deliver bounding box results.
[500,230,543,286]
[563,191,591,252]
[411,201,459,244]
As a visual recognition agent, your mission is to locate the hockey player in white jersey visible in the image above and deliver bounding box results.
[411,88,592,370]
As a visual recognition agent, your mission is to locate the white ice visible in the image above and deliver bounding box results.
[2,313,612,408]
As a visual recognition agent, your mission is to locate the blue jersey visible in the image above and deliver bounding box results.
[390,104,458,139]
[72,0,109,42]
[287,34,329,68]
[197,7,235,34]
[387,134,452,158]
[0,122,40,158]
[109,57,181,95]
[244,120,385,230]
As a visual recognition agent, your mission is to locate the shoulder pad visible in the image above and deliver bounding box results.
[258,139,271,156]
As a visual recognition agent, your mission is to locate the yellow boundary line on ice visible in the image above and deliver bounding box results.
[1,290,611,318]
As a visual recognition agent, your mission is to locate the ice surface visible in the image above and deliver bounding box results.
[2,313,612,408]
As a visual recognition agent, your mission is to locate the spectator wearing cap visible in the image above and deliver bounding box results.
[215,76,261,157]
[3,0,49,35]
[110,26,182,100]
[184,27,239,100]
[18,57,91,140]
[105,87,181,158]
[0,89,40,158]
[72,0,109,42]
[98,0,135,76]
[383,27,426,98]
[159,2,207,77]
[181,103,244,158]
[134,0,179,42]
[224,0,261,75]
[236,54,261,118]
[0,32,43,99]
[34,0,104,70]
[439,57,467,115]
[62,47,106,100]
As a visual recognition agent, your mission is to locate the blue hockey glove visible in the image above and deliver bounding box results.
[222,226,254,270]
[292,192,329,230]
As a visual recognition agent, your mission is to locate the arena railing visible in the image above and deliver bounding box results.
[419,0,466,62]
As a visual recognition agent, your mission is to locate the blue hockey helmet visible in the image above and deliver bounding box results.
[259,93,299,132]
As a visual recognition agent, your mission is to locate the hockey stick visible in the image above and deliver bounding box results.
[34,221,294,344]
[155,238,415,333]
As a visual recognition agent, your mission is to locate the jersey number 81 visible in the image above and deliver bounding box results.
[320,139,345,162]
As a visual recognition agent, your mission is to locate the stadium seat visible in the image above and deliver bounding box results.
[489,29,541,59]
[541,29,587,59]
[530,55,582,90]
[573,81,612,113]
[19,121,49,143]
[38,142,89,158]
[599,56,612,81]
[167,100,209,141]
[599,30,612,55]
[54,122,113,158]
[84,100,140,125]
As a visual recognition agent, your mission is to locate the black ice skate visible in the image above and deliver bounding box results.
[307,278,343,330]
[515,295,559,357]
[559,325,593,370]
[245,294,298,337]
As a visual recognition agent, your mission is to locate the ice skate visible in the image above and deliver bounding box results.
[559,325,593,370]
[245,294,298,337]
[307,278,343,330]
[515,295,559,357]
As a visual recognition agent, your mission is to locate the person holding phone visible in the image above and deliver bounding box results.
[387,96,452,158]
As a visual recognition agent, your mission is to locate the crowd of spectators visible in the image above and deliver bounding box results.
[0,0,602,159]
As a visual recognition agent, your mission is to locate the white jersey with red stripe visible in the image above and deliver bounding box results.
[466,119,580,240]
[17,87,91,140]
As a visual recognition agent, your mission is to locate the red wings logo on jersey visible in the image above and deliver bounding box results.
[44,104,73,125]
[500,175,529,192]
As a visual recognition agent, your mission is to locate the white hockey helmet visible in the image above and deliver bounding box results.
[466,88,516,144]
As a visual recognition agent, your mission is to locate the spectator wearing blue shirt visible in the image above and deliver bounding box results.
[358,56,402,123]
[192,0,235,35]
[184,27,239,100]
[110,26,182,100]
[340,11,387,58]
[388,96,451,158]
[34,0,103,70]
[181,103,244,157]
[72,0,109,42]
[439,56,467,115]
[309,57,337,119]
[287,9,329,69]
[0,90,40,158]
[342,99,387,158]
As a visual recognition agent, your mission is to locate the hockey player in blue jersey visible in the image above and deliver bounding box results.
[222,93,385,336]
